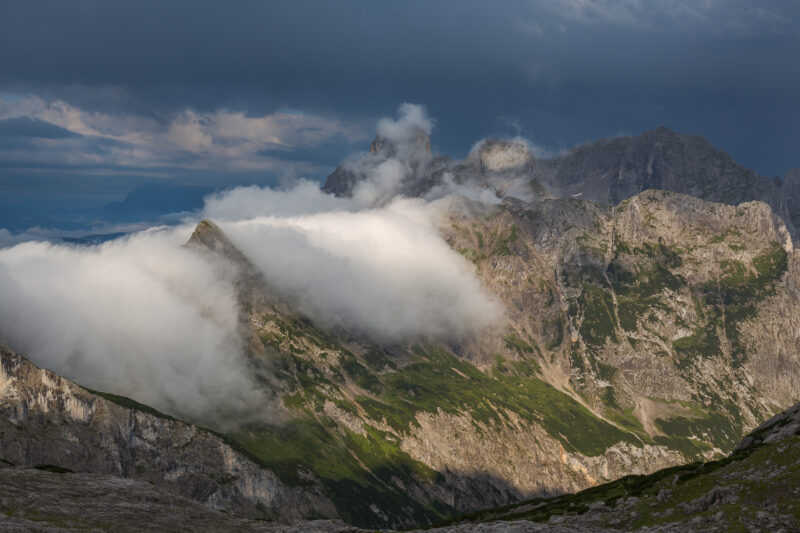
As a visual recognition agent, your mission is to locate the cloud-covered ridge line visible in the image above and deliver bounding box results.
[208,195,504,343]
[0,104,507,425]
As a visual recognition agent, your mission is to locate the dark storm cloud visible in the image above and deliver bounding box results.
[0,0,798,207]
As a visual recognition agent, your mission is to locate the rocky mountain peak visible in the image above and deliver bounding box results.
[782,168,800,193]
[369,128,431,157]
[468,138,533,174]
[324,129,441,198]
[186,219,291,329]
[186,219,247,262]
[528,126,800,239]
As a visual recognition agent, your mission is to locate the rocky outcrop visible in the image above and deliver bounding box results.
[735,399,800,451]
[400,410,683,511]
[434,400,800,532]
[0,343,336,523]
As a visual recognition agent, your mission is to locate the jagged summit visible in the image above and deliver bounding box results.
[187,219,291,340]
[322,130,446,198]
[466,138,533,174]
[369,128,431,156]
[187,219,251,265]
[537,126,771,202]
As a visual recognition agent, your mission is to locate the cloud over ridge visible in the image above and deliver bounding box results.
[0,104,506,424]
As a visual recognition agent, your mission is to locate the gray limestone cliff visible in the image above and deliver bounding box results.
[0,343,336,523]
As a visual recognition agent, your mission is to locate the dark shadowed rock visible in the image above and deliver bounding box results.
[321,164,361,197]
[781,168,800,235]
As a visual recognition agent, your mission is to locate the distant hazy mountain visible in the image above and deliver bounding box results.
[0,182,214,237]
[102,182,214,222]
[532,127,798,237]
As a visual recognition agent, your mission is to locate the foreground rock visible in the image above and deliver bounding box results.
[0,467,357,532]
[2,399,798,531]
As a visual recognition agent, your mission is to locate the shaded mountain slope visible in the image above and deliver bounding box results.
[533,127,791,225]
[435,399,800,532]
[2,396,797,531]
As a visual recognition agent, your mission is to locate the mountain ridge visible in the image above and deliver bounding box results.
[1,186,799,527]
[323,127,800,241]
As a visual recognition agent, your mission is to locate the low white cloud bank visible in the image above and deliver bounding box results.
[211,196,504,342]
[0,103,508,425]
[0,228,268,425]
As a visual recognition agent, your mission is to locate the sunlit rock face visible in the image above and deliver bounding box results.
[0,343,336,523]
[471,139,532,173]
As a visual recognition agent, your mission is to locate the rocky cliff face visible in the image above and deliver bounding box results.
[781,167,800,237]
[437,398,800,532]
[0,343,335,523]
[445,189,800,451]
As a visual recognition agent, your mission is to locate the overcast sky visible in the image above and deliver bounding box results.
[1,0,798,209]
